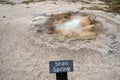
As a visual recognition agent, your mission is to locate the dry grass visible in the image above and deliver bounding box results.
[111,0,120,4]
[87,6,104,10]
[0,0,15,5]
[22,0,45,4]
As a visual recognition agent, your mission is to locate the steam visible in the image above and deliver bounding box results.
[56,16,83,31]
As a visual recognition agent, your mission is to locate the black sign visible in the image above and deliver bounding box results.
[49,60,73,73]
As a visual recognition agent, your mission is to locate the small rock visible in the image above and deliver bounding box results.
[53,2,57,5]
[111,41,118,44]
[108,50,113,54]
[26,6,30,8]
[36,29,42,32]
[1,60,4,63]
[3,16,5,18]
[7,23,10,25]
[113,13,117,16]
[34,24,41,27]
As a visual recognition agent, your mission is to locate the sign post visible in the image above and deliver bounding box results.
[56,72,68,80]
[49,60,74,80]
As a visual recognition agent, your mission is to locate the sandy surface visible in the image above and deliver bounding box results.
[0,0,120,80]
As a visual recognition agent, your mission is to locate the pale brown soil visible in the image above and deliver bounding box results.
[0,0,120,80]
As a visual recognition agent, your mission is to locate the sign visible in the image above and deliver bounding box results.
[49,60,73,73]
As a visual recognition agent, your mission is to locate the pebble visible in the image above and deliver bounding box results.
[3,16,5,18]
[26,6,30,8]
